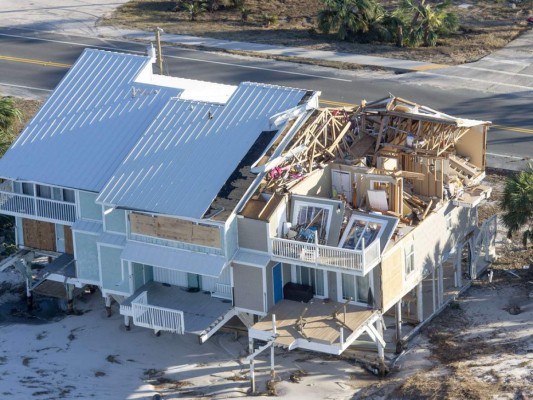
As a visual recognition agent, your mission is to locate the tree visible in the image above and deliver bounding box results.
[317,0,386,41]
[500,166,533,247]
[400,0,458,47]
[0,96,21,157]
[182,1,207,21]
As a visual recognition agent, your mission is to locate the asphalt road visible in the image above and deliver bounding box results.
[1,28,532,170]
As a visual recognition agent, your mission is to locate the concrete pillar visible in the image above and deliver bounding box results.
[124,315,131,331]
[249,338,255,394]
[438,264,444,307]
[395,301,402,342]
[26,278,33,311]
[431,268,436,313]
[65,283,75,315]
[105,295,112,317]
[416,281,424,323]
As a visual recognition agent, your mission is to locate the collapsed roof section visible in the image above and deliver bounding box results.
[240,95,491,244]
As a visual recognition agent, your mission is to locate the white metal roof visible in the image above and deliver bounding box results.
[121,240,226,277]
[97,82,307,218]
[0,49,182,192]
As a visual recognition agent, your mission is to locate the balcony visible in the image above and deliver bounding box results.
[0,189,76,224]
[270,236,381,275]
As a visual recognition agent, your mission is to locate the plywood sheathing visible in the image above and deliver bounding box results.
[22,218,56,252]
[130,212,221,248]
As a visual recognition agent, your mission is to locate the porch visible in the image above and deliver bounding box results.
[120,281,233,336]
[271,237,380,275]
[0,189,76,224]
[249,299,383,355]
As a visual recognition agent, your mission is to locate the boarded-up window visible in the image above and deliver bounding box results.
[129,212,221,248]
[22,219,56,252]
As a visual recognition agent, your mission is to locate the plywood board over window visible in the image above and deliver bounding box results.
[22,218,56,252]
[64,226,74,255]
[129,212,221,248]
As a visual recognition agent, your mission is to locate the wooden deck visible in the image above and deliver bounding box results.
[122,281,233,335]
[252,299,375,348]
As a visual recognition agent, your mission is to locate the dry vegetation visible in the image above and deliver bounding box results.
[12,98,42,134]
[103,0,533,65]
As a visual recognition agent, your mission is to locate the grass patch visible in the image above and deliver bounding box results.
[103,0,533,65]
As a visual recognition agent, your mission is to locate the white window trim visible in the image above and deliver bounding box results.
[338,214,387,250]
[292,199,333,242]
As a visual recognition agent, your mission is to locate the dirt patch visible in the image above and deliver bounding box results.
[103,0,533,65]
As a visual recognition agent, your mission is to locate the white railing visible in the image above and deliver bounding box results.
[0,189,76,223]
[212,283,232,300]
[131,291,185,334]
[271,237,381,274]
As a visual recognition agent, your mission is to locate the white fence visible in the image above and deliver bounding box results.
[212,283,232,300]
[131,291,185,334]
[0,190,76,223]
[271,237,381,274]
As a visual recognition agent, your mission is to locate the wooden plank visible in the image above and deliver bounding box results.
[64,225,74,255]
[380,246,404,310]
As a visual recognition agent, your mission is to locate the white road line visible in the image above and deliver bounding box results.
[457,65,533,78]
[414,71,533,90]
[0,32,353,82]
[486,152,531,160]
[483,57,532,66]
[0,82,52,92]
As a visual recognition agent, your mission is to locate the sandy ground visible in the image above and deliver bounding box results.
[0,269,378,400]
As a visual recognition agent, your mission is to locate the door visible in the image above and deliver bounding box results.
[273,263,283,304]
[331,170,352,202]
[187,273,202,291]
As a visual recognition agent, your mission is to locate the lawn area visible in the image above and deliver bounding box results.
[102,0,533,65]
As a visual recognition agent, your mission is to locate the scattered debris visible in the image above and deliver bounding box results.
[105,354,121,364]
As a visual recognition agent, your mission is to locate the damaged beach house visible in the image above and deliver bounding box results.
[0,49,497,384]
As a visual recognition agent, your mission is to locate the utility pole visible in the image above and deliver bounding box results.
[155,27,164,75]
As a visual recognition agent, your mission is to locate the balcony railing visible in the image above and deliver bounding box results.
[271,236,381,275]
[131,291,185,334]
[0,190,76,223]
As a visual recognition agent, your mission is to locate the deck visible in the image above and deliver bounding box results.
[121,281,233,335]
[250,299,378,352]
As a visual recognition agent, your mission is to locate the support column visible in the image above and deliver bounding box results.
[124,315,131,331]
[270,315,276,380]
[455,243,462,288]
[249,338,255,394]
[26,277,33,311]
[395,301,402,342]
[437,263,444,307]
[105,295,112,317]
[416,281,424,323]
[65,283,75,315]
[431,268,436,313]
[375,319,385,362]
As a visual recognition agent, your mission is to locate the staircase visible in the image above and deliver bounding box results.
[198,308,238,343]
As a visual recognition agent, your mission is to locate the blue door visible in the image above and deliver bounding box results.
[273,263,283,304]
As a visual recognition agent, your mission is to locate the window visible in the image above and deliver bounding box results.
[295,266,325,296]
[405,242,415,276]
[22,182,34,196]
[341,273,370,304]
[445,213,452,230]
[292,202,331,243]
[339,215,384,250]
[36,184,52,199]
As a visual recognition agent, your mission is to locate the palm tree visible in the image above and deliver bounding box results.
[0,96,21,157]
[318,0,385,41]
[400,0,458,47]
[183,1,207,21]
[500,166,533,247]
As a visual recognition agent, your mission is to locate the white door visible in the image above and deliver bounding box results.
[331,170,352,201]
